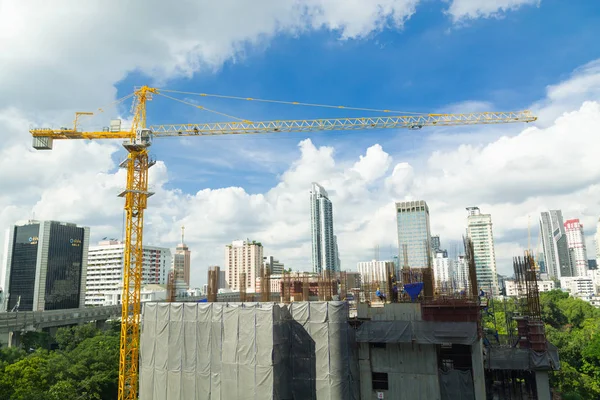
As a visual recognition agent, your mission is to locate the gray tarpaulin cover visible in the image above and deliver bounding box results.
[356,320,477,345]
[439,369,475,400]
[140,302,357,400]
[486,345,561,371]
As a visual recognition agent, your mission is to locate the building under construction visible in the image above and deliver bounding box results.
[142,241,559,399]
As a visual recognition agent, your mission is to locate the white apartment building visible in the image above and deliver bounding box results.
[357,260,396,284]
[433,251,454,289]
[505,280,556,297]
[564,219,588,277]
[466,207,499,294]
[587,269,600,295]
[225,239,263,293]
[85,240,172,306]
[103,283,167,305]
[560,276,595,297]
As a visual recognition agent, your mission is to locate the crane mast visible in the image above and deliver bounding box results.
[29,86,537,400]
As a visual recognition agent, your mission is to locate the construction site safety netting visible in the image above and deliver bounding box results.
[139,301,359,400]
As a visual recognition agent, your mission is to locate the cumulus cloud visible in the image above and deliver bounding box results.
[0,0,421,115]
[0,1,590,287]
[445,0,540,22]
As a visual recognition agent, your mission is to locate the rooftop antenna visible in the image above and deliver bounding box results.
[181,225,185,245]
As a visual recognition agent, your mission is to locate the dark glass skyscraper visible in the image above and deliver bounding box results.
[1,220,90,311]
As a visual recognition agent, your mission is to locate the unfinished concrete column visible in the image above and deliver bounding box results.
[471,338,486,400]
[8,331,21,348]
[535,371,551,400]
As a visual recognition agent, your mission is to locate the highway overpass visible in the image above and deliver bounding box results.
[0,305,121,336]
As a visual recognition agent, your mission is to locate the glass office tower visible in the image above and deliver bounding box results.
[1,220,90,311]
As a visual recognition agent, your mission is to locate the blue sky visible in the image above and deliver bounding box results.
[3,0,600,284]
[113,0,600,194]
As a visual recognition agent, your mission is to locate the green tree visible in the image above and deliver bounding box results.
[0,324,120,400]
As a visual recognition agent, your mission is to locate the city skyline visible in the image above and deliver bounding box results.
[5,196,600,290]
[1,1,600,290]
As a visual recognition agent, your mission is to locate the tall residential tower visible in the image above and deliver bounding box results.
[310,183,339,274]
[564,219,588,277]
[466,207,498,294]
[396,200,431,269]
[540,210,573,278]
[225,239,263,292]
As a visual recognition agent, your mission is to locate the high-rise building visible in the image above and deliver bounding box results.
[85,239,172,306]
[396,200,432,268]
[310,183,338,273]
[333,235,341,271]
[173,226,191,290]
[540,210,573,278]
[564,219,588,277]
[431,235,441,253]
[225,239,263,292]
[1,220,90,312]
[263,256,284,275]
[466,207,498,294]
[433,251,454,289]
[207,266,228,290]
[454,255,469,291]
[357,260,396,284]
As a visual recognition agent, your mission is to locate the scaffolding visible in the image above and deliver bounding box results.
[240,272,247,303]
[207,268,218,303]
[261,266,271,303]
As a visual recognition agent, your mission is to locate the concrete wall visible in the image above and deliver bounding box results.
[357,303,441,400]
[359,342,441,400]
[357,302,422,321]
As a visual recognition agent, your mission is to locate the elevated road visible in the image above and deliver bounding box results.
[0,305,121,334]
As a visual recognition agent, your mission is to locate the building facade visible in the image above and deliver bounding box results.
[85,240,172,306]
[540,210,573,279]
[1,220,90,312]
[560,276,595,297]
[432,251,454,290]
[357,260,396,284]
[310,183,338,273]
[173,227,191,289]
[225,240,263,293]
[263,256,284,275]
[431,235,441,253]
[466,207,499,295]
[207,265,228,290]
[564,218,588,277]
[396,200,432,269]
[505,280,556,297]
[454,255,469,291]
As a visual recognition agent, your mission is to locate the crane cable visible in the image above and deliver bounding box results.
[160,88,427,115]
[154,92,251,122]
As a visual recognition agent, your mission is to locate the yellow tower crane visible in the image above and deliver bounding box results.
[30,86,537,400]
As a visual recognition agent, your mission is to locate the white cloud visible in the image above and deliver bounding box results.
[445,0,540,22]
[0,2,592,289]
[0,0,420,116]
